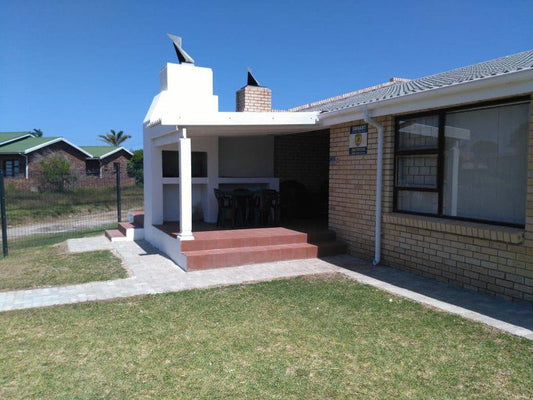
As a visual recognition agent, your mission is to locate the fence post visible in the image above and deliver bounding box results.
[0,170,8,257]
[115,163,122,223]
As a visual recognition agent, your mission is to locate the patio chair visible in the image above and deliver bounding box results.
[257,189,280,226]
[214,188,235,228]
[233,188,254,227]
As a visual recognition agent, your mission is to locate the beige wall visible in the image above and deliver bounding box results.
[328,96,533,304]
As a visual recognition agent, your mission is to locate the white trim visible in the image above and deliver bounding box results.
[92,147,134,159]
[162,111,319,127]
[0,133,32,147]
[23,137,93,157]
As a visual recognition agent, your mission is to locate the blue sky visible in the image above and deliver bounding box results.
[1,0,532,150]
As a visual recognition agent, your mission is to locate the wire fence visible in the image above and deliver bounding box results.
[0,164,143,252]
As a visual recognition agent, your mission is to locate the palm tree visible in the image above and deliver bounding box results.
[98,129,131,146]
[31,128,43,137]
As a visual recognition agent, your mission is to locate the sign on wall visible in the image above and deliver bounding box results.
[349,124,368,155]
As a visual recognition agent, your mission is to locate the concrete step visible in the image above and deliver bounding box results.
[315,240,347,257]
[184,242,318,271]
[306,229,337,243]
[180,227,308,252]
[106,222,145,242]
[105,229,128,242]
[131,212,144,227]
[118,222,135,236]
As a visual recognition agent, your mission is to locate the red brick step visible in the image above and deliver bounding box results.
[105,229,125,240]
[184,242,318,271]
[181,227,307,252]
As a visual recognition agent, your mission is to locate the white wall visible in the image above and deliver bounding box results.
[219,136,274,177]
[160,136,219,224]
[163,184,206,222]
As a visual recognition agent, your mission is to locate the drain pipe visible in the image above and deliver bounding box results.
[364,108,383,266]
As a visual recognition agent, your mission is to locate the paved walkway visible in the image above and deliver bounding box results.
[0,236,531,340]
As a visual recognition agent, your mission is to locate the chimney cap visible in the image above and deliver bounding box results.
[247,67,260,86]
[167,34,195,64]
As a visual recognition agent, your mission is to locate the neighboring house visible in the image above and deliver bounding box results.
[81,146,134,183]
[142,47,533,304]
[0,134,134,188]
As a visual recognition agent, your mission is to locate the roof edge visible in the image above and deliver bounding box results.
[24,137,94,157]
[318,68,533,125]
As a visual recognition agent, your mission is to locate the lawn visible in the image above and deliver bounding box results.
[0,235,127,291]
[0,275,531,399]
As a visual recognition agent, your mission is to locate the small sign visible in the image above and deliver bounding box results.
[349,124,368,155]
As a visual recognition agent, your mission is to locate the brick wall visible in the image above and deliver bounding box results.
[3,143,135,190]
[236,86,272,112]
[274,130,329,193]
[329,97,533,304]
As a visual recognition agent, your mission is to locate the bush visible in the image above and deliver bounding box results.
[39,156,77,192]
[127,149,143,185]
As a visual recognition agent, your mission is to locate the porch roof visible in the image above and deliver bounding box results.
[146,111,321,138]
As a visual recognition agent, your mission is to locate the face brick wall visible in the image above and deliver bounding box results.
[236,86,272,112]
[329,97,533,304]
[274,130,329,194]
[3,143,134,190]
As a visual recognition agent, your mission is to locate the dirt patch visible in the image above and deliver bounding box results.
[53,241,69,254]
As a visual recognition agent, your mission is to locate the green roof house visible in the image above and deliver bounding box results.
[0,133,133,188]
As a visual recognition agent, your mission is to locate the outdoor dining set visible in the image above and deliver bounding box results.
[214,188,280,228]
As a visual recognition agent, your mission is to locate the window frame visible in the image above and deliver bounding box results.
[3,159,20,178]
[393,96,530,229]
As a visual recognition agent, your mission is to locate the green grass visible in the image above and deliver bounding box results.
[0,275,531,399]
[0,236,127,291]
[9,225,116,250]
[5,185,143,226]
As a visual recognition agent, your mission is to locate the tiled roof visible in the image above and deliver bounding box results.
[296,50,533,113]
[81,146,126,158]
[0,137,61,153]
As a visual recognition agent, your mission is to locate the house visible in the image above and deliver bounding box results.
[142,42,533,304]
[81,146,134,183]
[0,133,134,188]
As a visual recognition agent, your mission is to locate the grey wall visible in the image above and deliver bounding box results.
[218,136,274,177]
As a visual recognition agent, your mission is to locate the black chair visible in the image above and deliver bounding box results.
[257,189,280,226]
[214,188,235,228]
[233,189,254,227]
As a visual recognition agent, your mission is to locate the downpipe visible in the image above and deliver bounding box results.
[364,108,383,266]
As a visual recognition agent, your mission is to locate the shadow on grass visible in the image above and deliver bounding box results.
[322,254,533,332]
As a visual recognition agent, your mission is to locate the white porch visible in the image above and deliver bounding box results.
[142,61,322,267]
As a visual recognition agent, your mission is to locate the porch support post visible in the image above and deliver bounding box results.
[178,128,194,241]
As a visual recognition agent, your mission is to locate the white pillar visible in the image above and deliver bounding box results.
[178,128,194,240]
[144,135,163,226]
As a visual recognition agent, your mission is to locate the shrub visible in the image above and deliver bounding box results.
[39,156,77,192]
[127,149,143,185]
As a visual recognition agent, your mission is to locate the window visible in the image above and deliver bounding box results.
[4,160,20,178]
[86,160,100,176]
[162,151,207,178]
[394,100,530,226]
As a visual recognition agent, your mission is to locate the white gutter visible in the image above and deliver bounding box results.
[364,108,383,266]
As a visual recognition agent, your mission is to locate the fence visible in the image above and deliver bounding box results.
[0,164,143,253]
